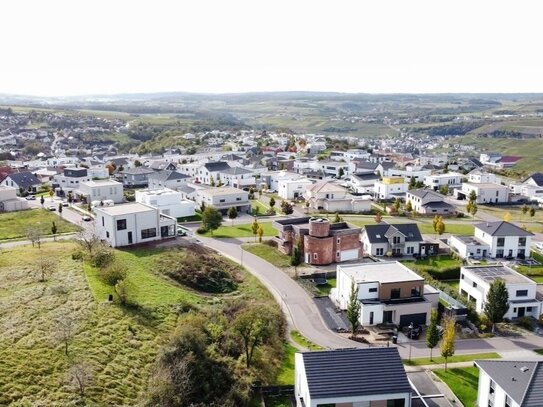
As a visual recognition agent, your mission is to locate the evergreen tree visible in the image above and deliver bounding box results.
[484,279,509,333]
[346,281,361,338]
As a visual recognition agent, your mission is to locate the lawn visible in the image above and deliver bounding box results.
[314,278,336,296]
[404,352,500,366]
[275,342,296,385]
[442,279,460,291]
[416,222,474,236]
[434,367,479,407]
[251,200,270,215]
[0,209,80,240]
[479,204,543,224]
[243,243,293,268]
[402,255,462,280]
[203,221,276,238]
[0,241,279,405]
[290,330,323,351]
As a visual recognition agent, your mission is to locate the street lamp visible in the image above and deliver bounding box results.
[240,245,244,267]
[408,322,414,362]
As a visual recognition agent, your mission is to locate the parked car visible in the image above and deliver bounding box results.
[407,324,423,340]
[25,195,36,200]
[82,215,92,221]
[47,205,56,211]
[535,242,543,251]
[62,202,69,207]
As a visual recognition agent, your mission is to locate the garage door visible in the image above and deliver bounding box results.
[340,249,359,261]
[399,313,427,328]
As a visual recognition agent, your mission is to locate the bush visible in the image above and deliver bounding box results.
[156,250,242,293]
[263,239,278,248]
[456,212,465,218]
[71,251,84,261]
[196,226,208,234]
[518,316,533,330]
[90,245,115,269]
[99,261,128,286]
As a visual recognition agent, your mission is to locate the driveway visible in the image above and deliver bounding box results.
[408,371,454,407]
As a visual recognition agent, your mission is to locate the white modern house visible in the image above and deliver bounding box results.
[475,221,533,259]
[423,172,463,191]
[374,177,409,200]
[347,172,380,194]
[196,186,250,213]
[459,264,541,319]
[467,169,501,184]
[95,202,177,247]
[304,181,371,213]
[218,167,256,189]
[135,188,195,218]
[295,348,412,407]
[278,177,313,200]
[77,180,124,204]
[54,168,91,191]
[405,189,456,215]
[475,360,543,407]
[361,223,425,257]
[457,182,509,204]
[386,166,432,182]
[0,186,29,212]
[331,261,438,327]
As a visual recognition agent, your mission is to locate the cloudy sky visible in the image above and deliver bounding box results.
[1,0,542,96]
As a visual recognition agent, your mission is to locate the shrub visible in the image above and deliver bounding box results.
[90,245,115,269]
[518,316,533,330]
[99,261,128,286]
[156,250,242,293]
[71,251,84,261]
[263,239,278,248]
[196,226,208,234]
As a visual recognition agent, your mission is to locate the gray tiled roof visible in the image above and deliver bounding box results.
[474,221,534,237]
[148,170,189,182]
[476,360,543,406]
[122,167,154,175]
[203,161,231,172]
[302,348,411,399]
[407,188,444,200]
[524,173,543,187]
[364,223,423,243]
[220,167,253,175]
[4,171,41,188]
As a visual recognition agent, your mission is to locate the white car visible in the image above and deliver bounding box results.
[535,242,543,251]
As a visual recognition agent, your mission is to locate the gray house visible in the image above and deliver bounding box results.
[121,167,155,188]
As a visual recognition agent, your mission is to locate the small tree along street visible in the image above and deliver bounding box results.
[484,279,510,333]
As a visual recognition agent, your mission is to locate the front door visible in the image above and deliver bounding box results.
[383,311,393,323]
[128,231,133,245]
[518,307,526,318]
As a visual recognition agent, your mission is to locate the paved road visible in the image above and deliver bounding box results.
[197,236,356,349]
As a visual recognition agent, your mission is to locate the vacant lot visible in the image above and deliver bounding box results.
[0,209,80,240]
[243,243,293,268]
[0,241,279,405]
[203,221,276,238]
[434,367,479,407]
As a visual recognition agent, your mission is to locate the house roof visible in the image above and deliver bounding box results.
[178,185,196,194]
[199,186,247,197]
[122,167,154,175]
[3,171,41,188]
[476,360,543,406]
[148,170,189,182]
[220,167,253,175]
[462,265,533,285]
[422,201,455,210]
[474,221,534,237]
[301,347,411,399]
[148,160,177,170]
[306,181,346,194]
[524,173,543,187]
[203,161,231,172]
[354,161,379,171]
[407,188,445,200]
[363,223,423,243]
[351,173,379,182]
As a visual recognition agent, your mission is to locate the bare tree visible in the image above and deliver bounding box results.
[77,224,101,256]
[25,227,42,249]
[67,360,93,398]
[56,314,75,356]
[36,257,56,282]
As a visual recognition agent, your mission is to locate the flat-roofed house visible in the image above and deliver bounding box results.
[331,261,438,327]
[196,186,250,213]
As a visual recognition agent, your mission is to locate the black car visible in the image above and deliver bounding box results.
[407,325,423,339]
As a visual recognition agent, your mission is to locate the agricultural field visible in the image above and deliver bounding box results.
[0,209,80,240]
[0,241,281,405]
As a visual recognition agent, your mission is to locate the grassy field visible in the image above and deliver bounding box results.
[0,241,278,405]
[346,217,475,235]
[416,221,474,236]
[434,367,479,407]
[478,205,543,231]
[203,221,276,238]
[243,243,293,268]
[404,352,500,366]
[0,209,80,240]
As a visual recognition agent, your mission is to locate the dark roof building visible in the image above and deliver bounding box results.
[476,360,543,407]
[524,172,543,187]
[363,223,423,244]
[0,171,41,191]
[203,161,231,172]
[474,221,534,237]
[295,348,411,406]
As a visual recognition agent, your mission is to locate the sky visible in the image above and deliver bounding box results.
[1,0,542,96]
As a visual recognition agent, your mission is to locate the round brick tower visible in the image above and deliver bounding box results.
[308,218,330,237]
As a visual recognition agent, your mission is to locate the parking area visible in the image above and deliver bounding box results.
[408,371,454,407]
[313,297,349,332]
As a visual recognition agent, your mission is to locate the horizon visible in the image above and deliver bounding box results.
[2,1,543,96]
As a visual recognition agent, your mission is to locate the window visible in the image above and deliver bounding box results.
[386,399,405,407]
[393,236,401,244]
[497,238,505,247]
[489,379,495,395]
[116,219,127,231]
[337,238,341,244]
[106,231,109,238]
[141,228,157,239]
[369,287,377,293]
[516,290,528,297]
[390,288,401,299]
[519,237,527,247]
[236,197,241,201]
[313,253,318,260]
[336,251,340,257]
[219,199,226,203]
[102,216,105,227]
[473,282,477,288]
[461,274,464,279]
[411,287,421,297]
[527,307,533,312]
[406,246,414,254]
[505,396,512,407]
[376,248,384,256]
